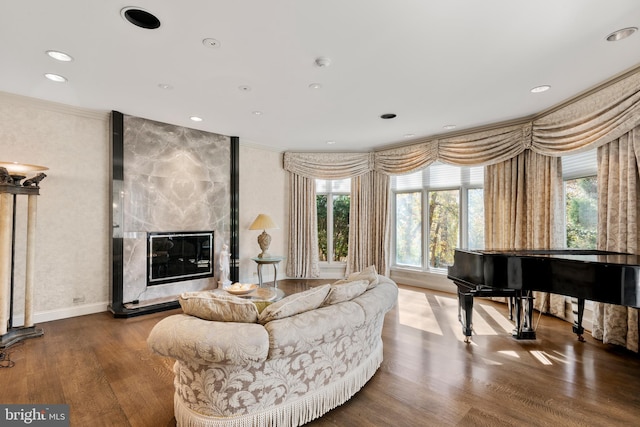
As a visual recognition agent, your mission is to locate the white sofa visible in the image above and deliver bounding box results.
[147,271,398,427]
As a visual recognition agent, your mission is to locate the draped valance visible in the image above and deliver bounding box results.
[284,66,640,178]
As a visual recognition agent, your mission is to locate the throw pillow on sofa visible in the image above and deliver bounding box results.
[258,284,331,324]
[335,265,379,290]
[179,291,259,323]
[322,279,369,306]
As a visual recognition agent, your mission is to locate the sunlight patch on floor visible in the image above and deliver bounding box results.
[398,288,443,335]
[481,304,516,334]
[498,350,520,359]
[530,350,553,365]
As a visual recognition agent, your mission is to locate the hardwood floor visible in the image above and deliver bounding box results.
[2,282,640,426]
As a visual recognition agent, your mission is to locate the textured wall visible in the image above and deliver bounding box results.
[0,91,286,322]
[0,92,110,320]
[120,115,230,304]
[238,145,287,284]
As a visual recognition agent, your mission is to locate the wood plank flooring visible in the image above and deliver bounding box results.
[2,282,640,426]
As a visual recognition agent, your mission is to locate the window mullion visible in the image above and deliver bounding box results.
[327,192,334,262]
[423,188,429,270]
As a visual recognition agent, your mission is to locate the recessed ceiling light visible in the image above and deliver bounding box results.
[202,38,221,48]
[46,50,73,62]
[252,111,263,116]
[443,124,456,130]
[44,73,67,83]
[308,83,322,89]
[530,85,551,93]
[190,116,203,122]
[327,140,336,145]
[606,27,637,42]
[158,83,173,90]
[121,7,161,29]
[238,85,251,92]
[380,113,397,119]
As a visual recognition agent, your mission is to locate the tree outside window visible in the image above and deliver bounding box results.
[317,179,350,262]
[392,164,484,271]
[428,190,459,268]
[395,191,422,266]
[565,176,597,249]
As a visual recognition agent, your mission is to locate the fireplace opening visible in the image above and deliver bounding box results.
[148,231,214,286]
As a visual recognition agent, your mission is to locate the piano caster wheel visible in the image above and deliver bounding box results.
[464,336,471,343]
[577,334,585,342]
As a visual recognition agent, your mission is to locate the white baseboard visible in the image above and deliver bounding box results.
[389,268,457,294]
[10,301,110,326]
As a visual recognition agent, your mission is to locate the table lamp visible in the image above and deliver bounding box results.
[249,214,278,258]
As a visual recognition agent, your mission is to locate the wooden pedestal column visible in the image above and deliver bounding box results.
[0,193,13,336]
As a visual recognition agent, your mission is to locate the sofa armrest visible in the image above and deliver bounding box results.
[147,314,269,365]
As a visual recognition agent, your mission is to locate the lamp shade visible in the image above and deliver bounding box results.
[0,162,48,175]
[249,214,278,231]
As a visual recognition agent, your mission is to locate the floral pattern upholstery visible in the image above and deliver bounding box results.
[148,276,398,427]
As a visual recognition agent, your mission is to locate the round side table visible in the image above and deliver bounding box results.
[251,256,284,288]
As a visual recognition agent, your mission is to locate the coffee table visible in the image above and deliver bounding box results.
[215,286,284,303]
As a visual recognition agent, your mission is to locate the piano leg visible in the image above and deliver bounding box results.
[512,291,537,340]
[457,288,474,343]
[572,297,586,342]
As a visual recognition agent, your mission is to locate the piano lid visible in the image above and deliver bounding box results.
[458,249,640,267]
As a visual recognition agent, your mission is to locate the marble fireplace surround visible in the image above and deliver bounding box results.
[110,112,237,317]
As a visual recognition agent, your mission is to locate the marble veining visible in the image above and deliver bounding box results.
[120,115,230,303]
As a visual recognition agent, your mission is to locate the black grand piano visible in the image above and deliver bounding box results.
[447,249,640,342]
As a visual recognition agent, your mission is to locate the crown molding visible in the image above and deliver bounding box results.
[0,90,109,121]
[375,62,640,153]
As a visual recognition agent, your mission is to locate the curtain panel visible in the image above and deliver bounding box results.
[346,171,390,276]
[285,173,320,278]
[592,131,640,352]
[484,151,565,317]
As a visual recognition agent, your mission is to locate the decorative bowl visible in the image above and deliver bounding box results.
[225,283,258,295]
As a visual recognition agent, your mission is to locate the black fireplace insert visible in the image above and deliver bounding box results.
[147,231,214,286]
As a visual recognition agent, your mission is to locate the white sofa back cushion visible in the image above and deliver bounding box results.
[258,284,331,324]
[322,279,369,306]
[179,291,259,323]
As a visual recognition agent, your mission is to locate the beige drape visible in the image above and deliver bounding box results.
[484,151,566,316]
[283,153,390,277]
[347,171,390,276]
[592,130,640,352]
[285,173,320,278]
[283,66,640,347]
[284,66,640,175]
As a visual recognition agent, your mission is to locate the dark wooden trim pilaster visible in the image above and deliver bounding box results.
[230,136,240,283]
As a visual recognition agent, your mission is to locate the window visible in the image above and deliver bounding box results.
[392,163,484,271]
[316,179,351,262]
[562,150,597,249]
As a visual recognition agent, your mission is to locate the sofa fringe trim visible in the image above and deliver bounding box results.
[173,340,384,427]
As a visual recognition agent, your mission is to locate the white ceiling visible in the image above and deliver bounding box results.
[1,1,640,152]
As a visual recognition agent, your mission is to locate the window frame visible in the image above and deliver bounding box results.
[391,164,484,274]
[316,178,351,264]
